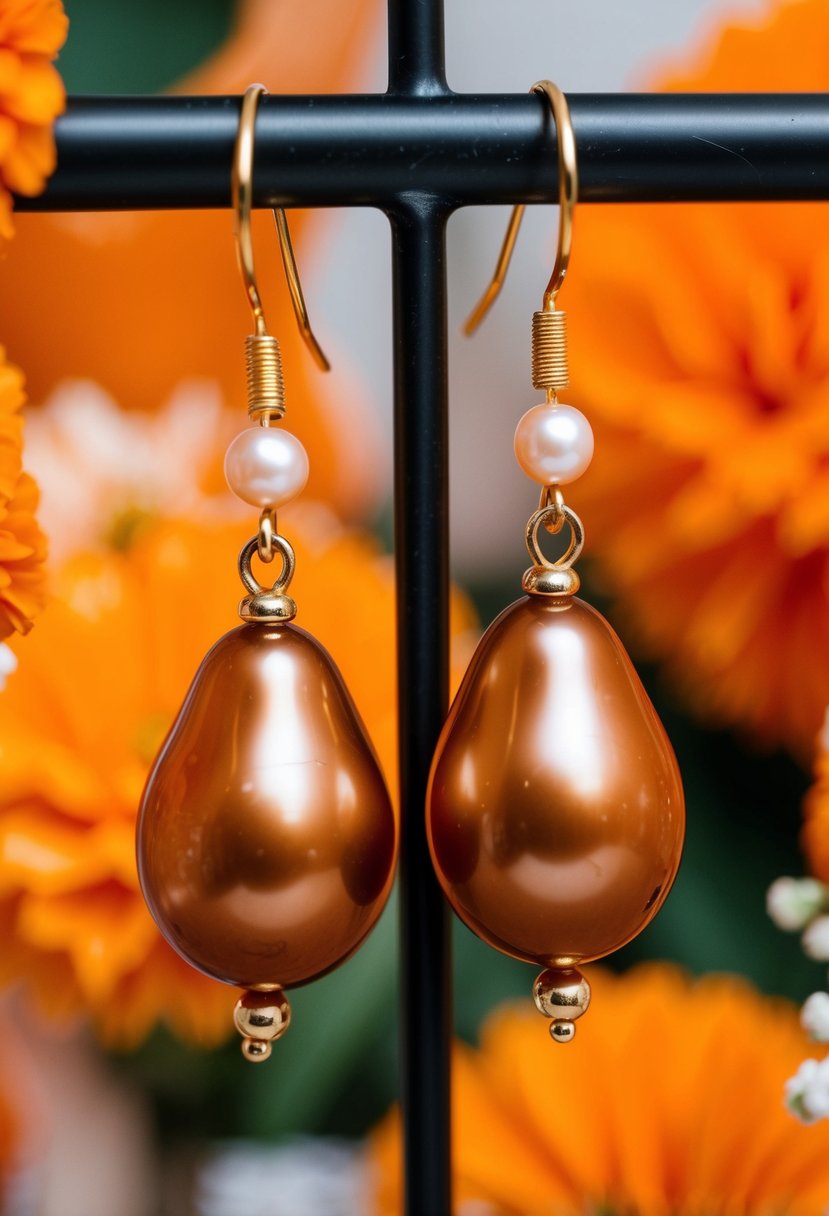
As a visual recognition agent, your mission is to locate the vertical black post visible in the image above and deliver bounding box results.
[387,0,448,95]
[391,197,452,1216]
[388,0,453,1210]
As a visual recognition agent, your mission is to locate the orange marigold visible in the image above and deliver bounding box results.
[0,0,386,522]
[0,351,46,636]
[0,514,472,1047]
[369,966,829,1216]
[0,0,67,237]
[560,0,829,759]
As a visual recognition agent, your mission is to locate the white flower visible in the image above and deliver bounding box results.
[767,877,827,931]
[802,992,829,1042]
[786,1056,829,1124]
[803,916,829,961]
[24,378,243,564]
[0,645,17,691]
[196,1138,369,1216]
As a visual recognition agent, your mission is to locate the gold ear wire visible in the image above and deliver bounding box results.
[463,80,578,335]
[233,83,330,372]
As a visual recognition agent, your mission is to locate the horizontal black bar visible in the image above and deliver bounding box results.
[15,93,829,212]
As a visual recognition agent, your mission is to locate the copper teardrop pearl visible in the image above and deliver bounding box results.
[427,594,684,970]
[137,622,397,991]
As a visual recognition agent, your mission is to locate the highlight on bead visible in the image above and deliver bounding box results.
[224,424,310,509]
[514,401,594,486]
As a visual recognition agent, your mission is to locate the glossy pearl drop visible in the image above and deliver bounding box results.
[224,425,309,508]
[137,622,397,992]
[427,595,684,970]
[514,402,594,485]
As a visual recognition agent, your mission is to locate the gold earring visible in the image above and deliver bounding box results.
[427,80,685,1043]
[136,84,397,1063]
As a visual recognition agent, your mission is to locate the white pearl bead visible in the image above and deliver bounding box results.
[224,426,309,508]
[513,402,594,485]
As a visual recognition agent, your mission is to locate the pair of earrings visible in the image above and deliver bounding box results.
[136,82,685,1062]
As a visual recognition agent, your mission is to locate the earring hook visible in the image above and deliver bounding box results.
[232,83,330,371]
[463,80,578,335]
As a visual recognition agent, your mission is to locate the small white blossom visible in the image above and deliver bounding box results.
[803,916,829,961]
[767,877,826,932]
[0,645,17,692]
[802,992,829,1042]
[786,1056,829,1124]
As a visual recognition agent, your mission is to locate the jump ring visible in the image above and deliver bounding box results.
[538,485,565,534]
[239,533,296,597]
[257,509,277,563]
[525,504,584,571]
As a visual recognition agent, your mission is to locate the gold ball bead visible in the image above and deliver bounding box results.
[241,1037,272,1063]
[533,967,591,1021]
[234,988,292,1042]
[550,1020,576,1044]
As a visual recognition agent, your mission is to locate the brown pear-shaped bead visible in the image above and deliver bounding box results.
[137,622,397,989]
[427,595,684,968]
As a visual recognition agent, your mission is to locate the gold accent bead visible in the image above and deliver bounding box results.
[234,988,292,1043]
[533,967,591,1023]
[550,1020,577,1043]
[241,1037,272,1062]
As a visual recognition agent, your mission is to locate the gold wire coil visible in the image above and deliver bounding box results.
[246,333,286,422]
[531,308,569,393]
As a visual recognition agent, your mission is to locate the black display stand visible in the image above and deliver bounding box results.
[17,2,829,1212]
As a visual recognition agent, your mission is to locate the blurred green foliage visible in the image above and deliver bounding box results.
[60,0,235,94]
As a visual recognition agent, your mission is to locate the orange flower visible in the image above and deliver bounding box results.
[369,966,829,1216]
[558,0,829,758]
[0,514,473,1046]
[0,0,67,237]
[0,350,46,637]
[0,0,386,521]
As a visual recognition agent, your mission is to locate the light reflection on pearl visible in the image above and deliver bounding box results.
[514,402,594,485]
[225,425,309,508]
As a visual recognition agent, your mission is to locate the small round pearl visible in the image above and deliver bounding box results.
[224,426,309,509]
[514,402,594,486]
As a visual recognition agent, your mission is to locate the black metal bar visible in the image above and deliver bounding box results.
[391,198,452,1216]
[15,93,829,213]
[387,0,447,95]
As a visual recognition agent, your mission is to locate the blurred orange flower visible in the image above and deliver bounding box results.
[0,0,67,237]
[370,966,829,1216]
[0,513,473,1046]
[562,0,829,758]
[0,351,46,637]
[0,0,386,520]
